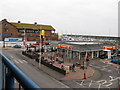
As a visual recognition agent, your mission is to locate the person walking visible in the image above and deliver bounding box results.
[72,63,76,72]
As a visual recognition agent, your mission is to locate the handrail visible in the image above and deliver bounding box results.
[0,53,41,89]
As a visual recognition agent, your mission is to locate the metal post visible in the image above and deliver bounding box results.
[39,29,41,68]
[3,38,5,48]
[97,51,99,58]
[23,29,26,51]
[2,63,5,88]
[92,51,94,59]
[79,52,81,60]
[5,69,14,89]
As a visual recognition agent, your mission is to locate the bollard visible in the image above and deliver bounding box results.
[84,72,86,79]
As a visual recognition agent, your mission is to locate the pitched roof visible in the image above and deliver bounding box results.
[10,22,55,30]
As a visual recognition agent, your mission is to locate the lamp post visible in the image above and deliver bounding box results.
[39,29,41,68]
[3,37,5,48]
[23,29,26,51]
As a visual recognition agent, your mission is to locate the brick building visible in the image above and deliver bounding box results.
[0,19,58,41]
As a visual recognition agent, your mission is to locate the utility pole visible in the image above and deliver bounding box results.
[39,29,41,68]
[3,37,5,48]
[23,29,26,51]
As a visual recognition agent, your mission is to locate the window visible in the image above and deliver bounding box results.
[4,24,8,27]
[4,28,8,32]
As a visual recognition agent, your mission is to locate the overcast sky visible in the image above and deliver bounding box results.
[1,0,119,37]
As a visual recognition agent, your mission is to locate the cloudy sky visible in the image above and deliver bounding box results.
[1,0,119,37]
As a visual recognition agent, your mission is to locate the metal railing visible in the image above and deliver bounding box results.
[0,53,41,89]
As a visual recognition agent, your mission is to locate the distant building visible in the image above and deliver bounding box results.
[0,19,58,41]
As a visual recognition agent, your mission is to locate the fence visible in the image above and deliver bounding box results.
[0,53,41,89]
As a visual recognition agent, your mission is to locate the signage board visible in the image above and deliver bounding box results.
[5,38,22,41]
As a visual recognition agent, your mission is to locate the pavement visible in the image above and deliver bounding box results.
[2,47,95,81]
[44,57,94,80]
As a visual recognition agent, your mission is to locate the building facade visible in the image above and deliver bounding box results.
[0,19,58,41]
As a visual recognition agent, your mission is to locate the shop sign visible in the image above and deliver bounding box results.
[103,46,116,49]
[58,44,72,49]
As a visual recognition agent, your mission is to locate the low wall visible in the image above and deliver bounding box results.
[41,59,66,75]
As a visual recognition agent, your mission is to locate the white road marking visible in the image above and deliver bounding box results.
[107,70,112,72]
[97,80,107,84]
[105,82,112,87]
[14,60,19,63]
[88,80,93,87]
[80,80,84,85]
[23,60,28,63]
[73,81,84,87]
[89,64,93,66]
[90,65,100,68]
[94,66,100,68]
[17,60,23,63]
[109,76,113,81]
[98,84,101,89]
[109,77,120,82]
[101,68,106,70]
[102,65,110,68]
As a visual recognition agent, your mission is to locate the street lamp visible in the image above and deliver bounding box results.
[39,29,41,68]
[3,37,5,48]
[23,29,26,51]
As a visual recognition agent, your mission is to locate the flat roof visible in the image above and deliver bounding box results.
[66,42,99,45]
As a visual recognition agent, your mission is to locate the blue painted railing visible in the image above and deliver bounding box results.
[0,53,41,89]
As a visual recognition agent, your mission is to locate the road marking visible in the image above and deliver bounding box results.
[90,65,100,68]
[109,76,113,81]
[17,60,23,63]
[89,64,93,66]
[107,70,112,72]
[98,84,101,89]
[105,82,112,87]
[73,81,84,87]
[23,60,28,63]
[94,66,100,68]
[14,60,19,63]
[102,65,110,68]
[109,77,120,82]
[101,68,106,70]
[97,80,107,84]
[80,80,84,85]
[88,80,93,88]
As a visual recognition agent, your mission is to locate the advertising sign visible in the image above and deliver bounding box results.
[5,38,22,41]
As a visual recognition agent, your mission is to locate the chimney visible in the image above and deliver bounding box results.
[2,19,7,21]
[18,21,21,23]
[34,22,37,25]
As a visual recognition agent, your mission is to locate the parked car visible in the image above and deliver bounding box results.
[111,53,118,57]
[99,54,107,59]
[13,45,21,48]
[111,59,120,64]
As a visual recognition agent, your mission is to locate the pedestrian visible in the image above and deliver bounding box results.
[61,63,64,70]
[72,64,76,72]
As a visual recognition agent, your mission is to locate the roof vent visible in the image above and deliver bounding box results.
[18,21,21,23]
